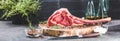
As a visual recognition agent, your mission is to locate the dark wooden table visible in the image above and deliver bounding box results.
[0,20,120,41]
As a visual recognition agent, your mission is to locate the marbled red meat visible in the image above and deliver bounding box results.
[47,8,111,27]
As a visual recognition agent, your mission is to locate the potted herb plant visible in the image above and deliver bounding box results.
[0,0,42,37]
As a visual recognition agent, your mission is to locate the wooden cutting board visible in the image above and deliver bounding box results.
[39,24,100,37]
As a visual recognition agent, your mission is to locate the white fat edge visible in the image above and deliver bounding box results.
[82,17,85,19]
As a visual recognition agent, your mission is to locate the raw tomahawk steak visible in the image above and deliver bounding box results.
[47,8,111,27]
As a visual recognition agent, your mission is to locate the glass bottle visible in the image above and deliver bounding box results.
[85,0,96,20]
[97,0,109,19]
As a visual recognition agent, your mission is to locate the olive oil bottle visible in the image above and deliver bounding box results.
[97,0,109,19]
[85,0,96,20]
[85,0,109,20]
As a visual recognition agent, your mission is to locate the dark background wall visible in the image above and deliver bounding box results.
[0,0,120,21]
[108,0,120,19]
[39,0,120,20]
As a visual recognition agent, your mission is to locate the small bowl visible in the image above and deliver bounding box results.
[25,29,43,38]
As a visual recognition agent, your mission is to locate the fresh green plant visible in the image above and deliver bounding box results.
[0,0,41,30]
